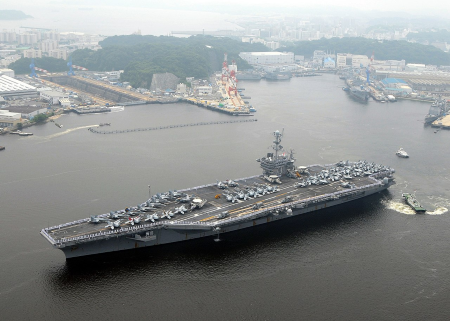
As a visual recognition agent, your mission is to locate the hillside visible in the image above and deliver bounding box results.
[281,37,450,65]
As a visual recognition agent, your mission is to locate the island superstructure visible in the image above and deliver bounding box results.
[41,130,395,259]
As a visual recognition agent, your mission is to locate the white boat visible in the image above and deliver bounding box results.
[396,148,409,158]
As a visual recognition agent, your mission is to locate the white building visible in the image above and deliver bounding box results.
[23,49,42,58]
[323,57,336,68]
[0,68,15,77]
[239,52,295,65]
[0,30,17,42]
[405,64,427,72]
[336,53,349,69]
[59,98,71,107]
[313,50,327,61]
[38,40,59,53]
[176,83,187,94]
[6,105,49,120]
[265,41,280,50]
[40,90,69,105]
[351,55,370,68]
[48,49,68,60]
[0,110,21,128]
[106,71,122,79]
[336,53,369,68]
[18,33,38,45]
[0,75,38,99]
[197,86,212,95]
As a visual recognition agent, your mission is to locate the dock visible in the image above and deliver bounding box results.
[432,114,450,129]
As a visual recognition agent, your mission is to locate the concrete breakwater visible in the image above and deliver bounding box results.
[88,119,257,134]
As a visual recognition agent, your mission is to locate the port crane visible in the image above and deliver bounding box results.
[29,58,49,77]
[67,56,88,76]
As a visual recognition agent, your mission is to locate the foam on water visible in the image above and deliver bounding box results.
[426,207,448,215]
[41,125,99,140]
[384,199,448,215]
[384,200,416,215]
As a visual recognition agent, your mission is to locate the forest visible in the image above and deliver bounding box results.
[281,37,450,65]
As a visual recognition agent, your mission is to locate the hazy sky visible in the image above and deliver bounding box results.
[6,0,450,16]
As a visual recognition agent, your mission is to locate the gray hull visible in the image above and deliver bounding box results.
[62,184,388,259]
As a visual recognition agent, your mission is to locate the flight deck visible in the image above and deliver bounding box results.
[40,130,395,259]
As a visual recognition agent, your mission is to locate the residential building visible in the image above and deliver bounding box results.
[23,49,42,58]
[48,49,68,60]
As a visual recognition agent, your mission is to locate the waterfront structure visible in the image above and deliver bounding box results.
[40,90,69,105]
[380,78,412,96]
[323,57,336,69]
[6,105,49,120]
[0,110,21,128]
[0,75,38,99]
[40,130,395,259]
[239,52,295,65]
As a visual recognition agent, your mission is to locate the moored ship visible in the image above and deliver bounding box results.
[41,130,395,259]
[349,85,370,101]
[424,98,448,124]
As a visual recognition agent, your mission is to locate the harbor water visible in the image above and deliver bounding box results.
[1,74,449,320]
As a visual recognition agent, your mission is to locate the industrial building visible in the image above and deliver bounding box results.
[40,90,69,105]
[197,86,213,95]
[323,57,336,69]
[239,52,295,65]
[0,75,38,99]
[0,68,15,78]
[375,71,450,93]
[0,110,21,128]
[380,78,412,96]
[336,53,370,69]
[6,105,49,120]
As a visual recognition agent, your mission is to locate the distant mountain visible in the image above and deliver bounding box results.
[0,10,32,20]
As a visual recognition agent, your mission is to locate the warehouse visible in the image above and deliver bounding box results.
[0,75,38,99]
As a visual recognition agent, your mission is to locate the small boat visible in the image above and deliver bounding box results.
[99,123,111,126]
[402,193,426,213]
[18,132,33,136]
[0,146,5,151]
[396,148,409,158]
[55,123,63,128]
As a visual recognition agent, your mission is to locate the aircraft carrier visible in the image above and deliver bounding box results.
[41,130,395,259]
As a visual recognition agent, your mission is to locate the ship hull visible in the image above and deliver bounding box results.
[62,183,389,259]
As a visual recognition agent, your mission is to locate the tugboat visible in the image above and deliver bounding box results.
[402,193,426,213]
[396,148,409,158]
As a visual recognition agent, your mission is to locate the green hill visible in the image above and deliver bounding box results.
[281,37,450,65]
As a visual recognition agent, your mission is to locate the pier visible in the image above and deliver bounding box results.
[88,119,258,134]
[432,114,450,129]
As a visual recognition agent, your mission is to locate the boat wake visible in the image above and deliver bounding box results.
[384,199,448,215]
[41,125,99,140]
[426,207,448,215]
[384,200,416,215]
[110,106,124,112]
